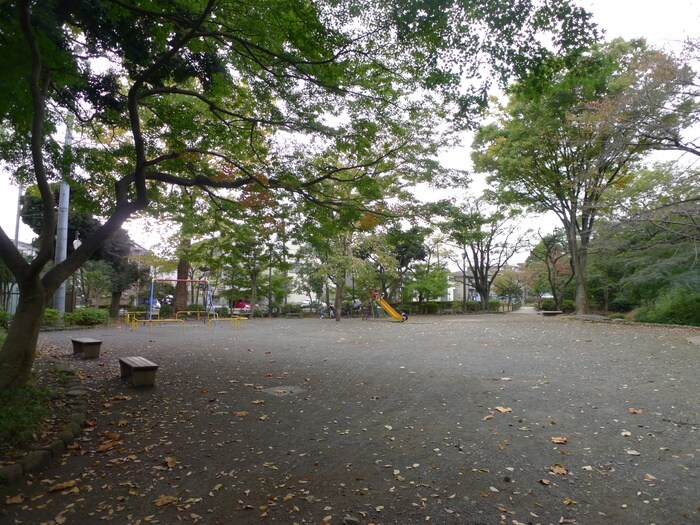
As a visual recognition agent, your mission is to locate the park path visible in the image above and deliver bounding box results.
[1,313,698,525]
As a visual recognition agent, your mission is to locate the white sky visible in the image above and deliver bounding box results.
[1,0,698,247]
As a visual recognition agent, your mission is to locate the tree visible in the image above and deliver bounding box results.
[473,40,688,314]
[526,229,574,309]
[76,260,112,308]
[442,200,528,310]
[0,0,596,387]
[587,162,700,313]
[622,38,700,158]
[20,184,140,316]
[492,271,524,305]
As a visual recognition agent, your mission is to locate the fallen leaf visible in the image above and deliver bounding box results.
[626,449,641,456]
[563,498,577,506]
[154,494,178,507]
[164,456,178,468]
[628,407,643,415]
[233,411,249,417]
[49,480,77,492]
[495,406,512,413]
[644,473,657,482]
[252,400,265,405]
[551,436,568,445]
[5,494,24,504]
[549,465,568,475]
[385,425,393,431]
[538,478,551,486]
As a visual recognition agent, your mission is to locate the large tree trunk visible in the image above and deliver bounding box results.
[0,277,46,389]
[334,272,346,323]
[572,249,589,314]
[174,257,190,313]
[565,221,589,315]
[109,290,121,318]
[174,237,191,313]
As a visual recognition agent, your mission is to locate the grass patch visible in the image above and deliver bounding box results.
[0,368,72,463]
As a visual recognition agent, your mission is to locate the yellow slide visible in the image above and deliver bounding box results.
[376,297,406,322]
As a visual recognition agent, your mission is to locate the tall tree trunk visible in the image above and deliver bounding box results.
[572,249,589,314]
[566,222,589,314]
[174,237,191,313]
[0,277,46,389]
[110,290,121,318]
[334,271,346,323]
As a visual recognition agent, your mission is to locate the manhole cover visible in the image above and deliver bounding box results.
[263,385,306,397]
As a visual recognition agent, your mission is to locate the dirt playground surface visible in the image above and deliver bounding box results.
[1,309,699,524]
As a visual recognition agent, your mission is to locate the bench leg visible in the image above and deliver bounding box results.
[120,361,132,379]
[131,370,157,387]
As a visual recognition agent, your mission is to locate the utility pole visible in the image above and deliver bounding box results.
[53,114,74,314]
[14,185,23,247]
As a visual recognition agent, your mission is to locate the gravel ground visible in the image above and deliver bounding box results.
[1,308,698,525]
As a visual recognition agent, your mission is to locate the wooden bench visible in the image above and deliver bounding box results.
[119,356,159,387]
[541,310,563,317]
[72,337,102,358]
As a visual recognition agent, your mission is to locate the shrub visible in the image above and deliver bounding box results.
[187,304,205,311]
[159,304,172,317]
[466,301,482,312]
[488,300,501,312]
[636,288,700,326]
[65,308,108,326]
[43,308,60,326]
[0,310,10,329]
[0,375,51,448]
[561,300,576,313]
[608,298,634,313]
[422,302,440,314]
[539,299,557,311]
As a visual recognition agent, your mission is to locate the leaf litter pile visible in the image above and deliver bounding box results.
[1,320,699,524]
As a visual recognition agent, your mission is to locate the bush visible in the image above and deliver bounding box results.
[43,308,60,326]
[0,375,51,448]
[65,308,108,326]
[636,288,700,326]
[539,299,557,311]
[159,304,172,317]
[0,310,10,329]
[187,304,205,311]
[488,300,501,312]
[561,300,576,313]
[466,301,482,312]
[608,298,634,313]
[422,302,440,314]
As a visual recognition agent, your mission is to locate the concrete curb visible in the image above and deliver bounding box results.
[0,367,87,484]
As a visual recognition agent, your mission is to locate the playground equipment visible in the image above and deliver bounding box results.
[147,278,214,320]
[375,295,407,322]
[368,290,407,322]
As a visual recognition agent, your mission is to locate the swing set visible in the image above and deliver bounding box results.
[125,278,248,332]
[147,278,214,320]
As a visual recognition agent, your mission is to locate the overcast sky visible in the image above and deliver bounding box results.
[1,0,698,247]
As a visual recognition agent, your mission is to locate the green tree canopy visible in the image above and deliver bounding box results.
[0,0,597,387]
[472,39,691,313]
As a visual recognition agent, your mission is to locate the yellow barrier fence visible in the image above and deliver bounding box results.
[131,318,186,333]
[207,316,249,330]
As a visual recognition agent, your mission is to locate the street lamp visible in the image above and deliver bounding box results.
[462,252,467,314]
